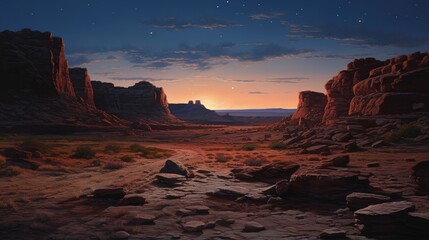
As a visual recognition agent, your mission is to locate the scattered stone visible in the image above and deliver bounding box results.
[165,193,185,199]
[371,140,385,148]
[185,205,210,215]
[412,160,429,184]
[242,221,265,232]
[205,221,216,229]
[175,209,192,216]
[305,145,330,154]
[209,186,249,199]
[93,188,126,199]
[111,231,130,239]
[267,197,284,204]
[182,220,206,232]
[119,195,146,206]
[128,214,156,225]
[354,201,415,235]
[275,180,290,196]
[346,192,390,210]
[155,173,187,186]
[332,132,352,142]
[160,159,193,178]
[320,228,347,239]
[343,141,359,152]
[2,148,32,159]
[216,219,235,226]
[367,162,380,168]
[321,155,350,168]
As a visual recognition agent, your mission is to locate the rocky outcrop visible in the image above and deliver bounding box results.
[349,52,429,116]
[323,58,384,122]
[69,68,95,106]
[0,29,75,97]
[291,91,327,126]
[0,29,129,132]
[169,100,226,123]
[91,81,174,121]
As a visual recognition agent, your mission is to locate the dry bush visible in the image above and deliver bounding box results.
[0,167,21,178]
[120,155,134,162]
[71,146,96,159]
[244,156,267,166]
[215,153,233,163]
[104,162,123,170]
[104,144,122,154]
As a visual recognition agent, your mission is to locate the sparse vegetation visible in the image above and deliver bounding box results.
[244,156,267,166]
[269,141,287,150]
[0,167,21,178]
[120,155,134,162]
[384,124,421,143]
[215,153,232,163]
[129,144,172,159]
[104,162,123,170]
[20,138,51,153]
[241,143,259,151]
[71,146,96,159]
[103,144,121,154]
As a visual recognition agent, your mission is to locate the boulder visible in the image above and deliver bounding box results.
[231,162,299,183]
[154,173,186,186]
[209,186,249,199]
[320,228,347,239]
[346,192,391,210]
[160,159,192,177]
[182,221,206,232]
[118,195,146,206]
[321,155,350,168]
[128,214,156,225]
[290,170,369,200]
[412,160,429,193]
[354,201,415,235]
[242,221,265,232]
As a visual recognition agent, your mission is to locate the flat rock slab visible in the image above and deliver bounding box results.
[231,162,299,183]
[185,205,210,215]
[111,231,130,239]
[354,201,415,218]
[242,221,266,232]
[155,173,187,186]
[346,192,390,210]
[128,214,156,225]
[182,220,206,232]
[320,227,347,239]
[321,155,350,168]
[209,186,249,199]
[119,194,146,206]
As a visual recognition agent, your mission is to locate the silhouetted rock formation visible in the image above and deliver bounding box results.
[91,81,175,122]
[0,29,75,97]
[169,100,227,123]
[0,29,128,132]
[291,91,327,127]
[69,68,95,106]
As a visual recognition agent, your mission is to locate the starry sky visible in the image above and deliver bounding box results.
[1,0,428,109]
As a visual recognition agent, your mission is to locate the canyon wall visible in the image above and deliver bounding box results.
[69,68,95,106]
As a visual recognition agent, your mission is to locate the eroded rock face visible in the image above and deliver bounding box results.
[92,81,174,121]
[323,58,384,122]
[291,91,327,127]
[69,68,95,106]
[0,29,75,97]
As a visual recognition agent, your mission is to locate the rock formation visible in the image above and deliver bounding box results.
[0,29,75,97]
[69,68,95,106]
[169,100,227,123]
[323,58,384,122]
[91,81,175,122]
[0,29,128,132]
[291,91,327,127]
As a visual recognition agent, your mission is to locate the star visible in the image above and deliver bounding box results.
[231,87,235,90]
[358,19,362,23]
[87,3,90,7]
[220,34,223,38]
[226,0,229,3]
[30,12,34,16]
[216,5,219,9]
[150,31,153,35]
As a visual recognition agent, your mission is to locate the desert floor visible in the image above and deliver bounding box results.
[0,125,428,240]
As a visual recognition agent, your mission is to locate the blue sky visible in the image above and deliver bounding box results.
[1,0,428,109]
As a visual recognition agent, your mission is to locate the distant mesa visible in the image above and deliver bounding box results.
[169,100,225,123]
[91,80,177,122]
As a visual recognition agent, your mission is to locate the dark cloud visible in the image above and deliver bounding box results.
[250,12,284,20]
[68,55,118,66]
[124,42,311,70]
[248,91,268,94]
[92,71,117,76]
[283,21,429,48]
[143,17,240,30]
[109,77,176,81]
[232,77,307,84]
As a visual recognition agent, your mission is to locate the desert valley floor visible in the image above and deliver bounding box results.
[1,126,428,240]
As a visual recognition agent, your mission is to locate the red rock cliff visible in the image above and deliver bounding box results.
[291,91,327,126]
[0,29,75,97]
[69,68,95,106]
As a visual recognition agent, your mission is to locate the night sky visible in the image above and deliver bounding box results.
[1,0,428,109]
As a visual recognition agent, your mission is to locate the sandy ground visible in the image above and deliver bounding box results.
[0,125,428,240]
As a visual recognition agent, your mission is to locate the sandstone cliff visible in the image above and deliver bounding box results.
[0,29,75,97]
[0,29,128,132]
[69,68,95,106]
[290,91,327,127]
[91,81,175,122]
